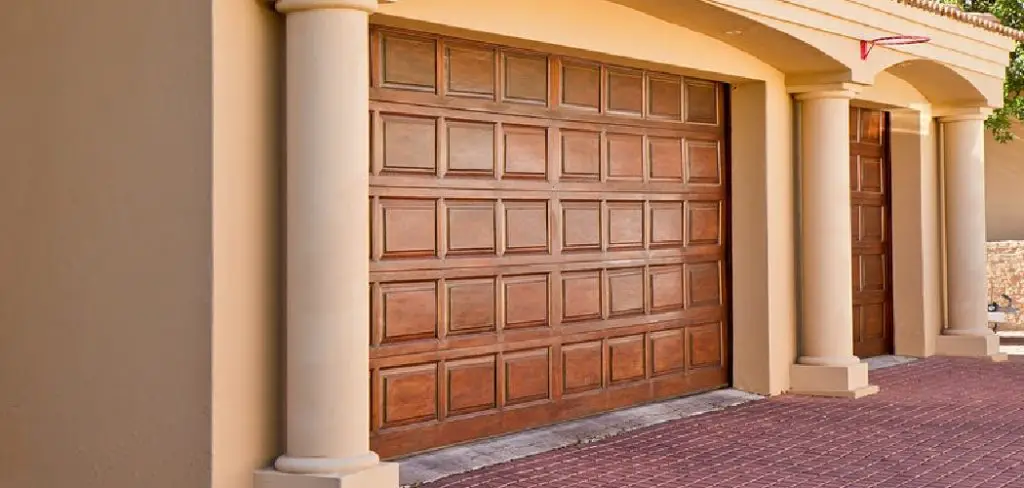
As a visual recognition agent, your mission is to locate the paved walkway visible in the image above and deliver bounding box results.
[420,356,1024,488]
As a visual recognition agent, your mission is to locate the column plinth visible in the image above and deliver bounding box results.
[788,85,878,398]
[255,1,399,487]
[936,109,1007,362]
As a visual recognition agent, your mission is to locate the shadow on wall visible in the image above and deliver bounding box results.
[988,241,1024,330]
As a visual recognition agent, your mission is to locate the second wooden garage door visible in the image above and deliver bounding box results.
[367,27,731,458]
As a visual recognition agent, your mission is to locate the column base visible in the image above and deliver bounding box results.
[254,462,398,488]
[935,334,1007,361]
[789,362,879,398]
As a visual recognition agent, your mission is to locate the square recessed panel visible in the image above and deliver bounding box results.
[504,126,547,178]
[608,335,646,383]
[505,200,549,253]
[446,44,496,98]
[448,121,496,176]
[608,268,644,317]
[684,80,718,124]
[381,198,437,259]
[504,275,549,329]
[860,157,884,193]
[650,329,685,376]
[446,278,496,335]
[685,140,721,185]
[687,201,721,246]
[561,130,600,180]
[650,202,683,248]
[561,61,600,110]
[562,271,602,322]
[381,115,437,174]
[649,137,683,181]
[649,265,684,312]
[562,341,603,394]
[381,33,437,91]
[446,356,497,416]
[504,348,550,405]
[380,363,438,428]
[607,133,644,180]
[607,202,644,250]
[606,68,643,115]
[503,52,548,104]
[446,200,496,255]
[380,281,438,343]
[562,201,601,251]
[688,323,722,369]
[648,74,682,119]
[686,262,722,309]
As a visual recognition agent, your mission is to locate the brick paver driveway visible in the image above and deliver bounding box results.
[421,357,1024,488]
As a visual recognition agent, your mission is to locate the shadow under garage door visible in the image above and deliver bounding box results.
[367,26,732,458]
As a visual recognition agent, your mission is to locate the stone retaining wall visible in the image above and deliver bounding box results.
[987,241,1024,330]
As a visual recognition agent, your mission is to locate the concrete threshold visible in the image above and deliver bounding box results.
[397,355,918,487]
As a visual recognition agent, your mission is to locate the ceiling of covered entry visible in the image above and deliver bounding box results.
[610,0,850,76]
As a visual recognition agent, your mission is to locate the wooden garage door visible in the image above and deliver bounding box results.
[368,27,731,458]
[850,107,894,357]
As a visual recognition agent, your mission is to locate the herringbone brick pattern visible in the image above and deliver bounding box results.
[421,357,1024,488]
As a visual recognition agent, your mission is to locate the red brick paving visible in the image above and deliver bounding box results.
[420,357,1024,488]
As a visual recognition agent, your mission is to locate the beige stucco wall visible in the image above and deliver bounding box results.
[0,1,213,487]
[986,123,1024,241]
[211,1,284,488]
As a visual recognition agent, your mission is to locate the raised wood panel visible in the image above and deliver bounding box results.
[562,270,602,322]
[503,52,548,104]
[607,133,644,180]
[504,274,549,329]
[648,75,682,120]
[381,114,437,174]
[504,125,548,178]
[381,199,436,259]
[561,61,601,110]
[562,201,602,251]
[381,32,437,91]
[381,363,438,428]
[606,68,644,115]
[649,329,685,376]
[447,121,496,176]
[684,80,718,124]
[607,201,644,250]
[688,323,722,368]
[561,130,602,180]
[504,348,551,405]
[446,355,497,416]
[446,200,496,255]
[505,200,549,253]
[446,43,496,98]
[608,267,645,317]
[608,335,646,383]
[649,137,683,181]
[380,281,438,343]
[650,202,683,247]
[686,140,722,185]
[686,262,721,309]
[850,107,893,358]
[649,265,684,312]
[687,201,721,246]
[369,26,730,459]
[446,278,496,335]
[562,341,604,394]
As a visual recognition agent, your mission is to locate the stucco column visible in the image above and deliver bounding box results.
[255,1,399,487]
[935,108,1006,361]
[788,84,878,398]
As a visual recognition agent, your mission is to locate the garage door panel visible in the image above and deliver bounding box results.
[369,26,729,458]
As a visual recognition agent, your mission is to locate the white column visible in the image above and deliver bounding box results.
[788,85,877,398]
[936,108,1005,360]
[257,0,398,486]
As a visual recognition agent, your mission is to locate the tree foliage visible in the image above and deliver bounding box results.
[940,0,1023,142]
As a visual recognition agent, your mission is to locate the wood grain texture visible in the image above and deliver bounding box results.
[850,107,894,358]
[368,26,730,458]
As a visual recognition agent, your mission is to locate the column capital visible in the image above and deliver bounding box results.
[275,0,392,14]
[788,82,865,101]
[935,106,992,123]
